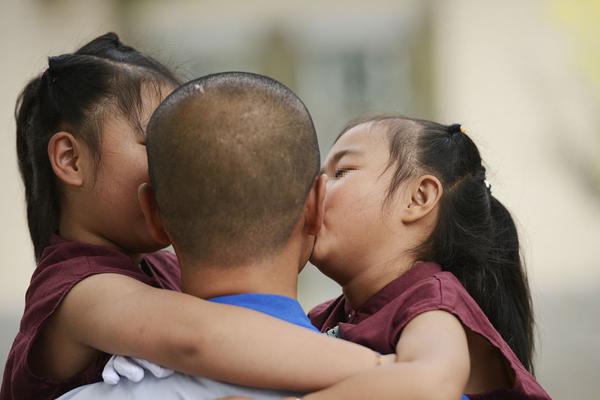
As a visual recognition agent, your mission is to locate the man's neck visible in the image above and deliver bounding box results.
[181,253,301,300]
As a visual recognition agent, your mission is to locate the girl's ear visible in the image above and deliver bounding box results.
[47,131,85,187]
[138,183,171,246]
[304,173,327,236]
[401,175,443,224]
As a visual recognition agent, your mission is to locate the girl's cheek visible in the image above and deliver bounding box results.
[325,180,346,207]
[322,187,334,214]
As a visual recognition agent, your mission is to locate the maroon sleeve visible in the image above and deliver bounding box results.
[387,276,445,348]
[388,272,504,349]
[386,273,552,400]
[1,258,111,400]
[1,252,175,400]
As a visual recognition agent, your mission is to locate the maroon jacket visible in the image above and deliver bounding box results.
[309,262,552,400]
[0,235,181,400]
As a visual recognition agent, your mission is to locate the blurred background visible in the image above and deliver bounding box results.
[1,0,599,398]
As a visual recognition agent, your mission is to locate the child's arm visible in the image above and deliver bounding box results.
[32,273,378,391]
[302,310,470,400]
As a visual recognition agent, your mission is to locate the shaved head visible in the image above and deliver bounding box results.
[146,72,320,265]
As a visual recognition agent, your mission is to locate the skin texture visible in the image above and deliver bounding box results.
[30,91,383,392]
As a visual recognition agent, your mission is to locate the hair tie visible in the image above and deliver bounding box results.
[46,56,63,83]
[48,70,57,83]
[105,32,121,47]
[484,179,492,194]
[40,67,56,83]
[448,123,466,136]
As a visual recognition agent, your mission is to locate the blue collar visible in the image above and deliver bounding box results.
[208,293,319,332]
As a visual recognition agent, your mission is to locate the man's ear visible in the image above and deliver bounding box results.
[304,173,327,236]
[401,175,443,224]
[47,131,85,187]
[138,183,171,246]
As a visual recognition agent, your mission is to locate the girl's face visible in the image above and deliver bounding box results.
[79,89,169,255]
[311,122,410,284]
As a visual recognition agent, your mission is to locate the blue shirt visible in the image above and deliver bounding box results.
[212,294,469,400]
[209,293,319,332]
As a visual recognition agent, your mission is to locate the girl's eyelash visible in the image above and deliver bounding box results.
[334,168,354,178]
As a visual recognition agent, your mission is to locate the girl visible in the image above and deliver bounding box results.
[1,33,383,400]
[305,116,552,399]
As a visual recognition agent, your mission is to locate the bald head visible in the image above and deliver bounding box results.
[146,72,320,266]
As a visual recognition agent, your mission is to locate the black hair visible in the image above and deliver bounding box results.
[146,72,320,266]
[339,115,535,372]
[15,32,180,261]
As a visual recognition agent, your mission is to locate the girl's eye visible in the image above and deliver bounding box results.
[334,168,353,179]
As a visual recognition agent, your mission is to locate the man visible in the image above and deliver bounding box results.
[57,71,335,399]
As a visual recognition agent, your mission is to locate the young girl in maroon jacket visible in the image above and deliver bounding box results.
[306,116,552,399]
[1,33,382,400]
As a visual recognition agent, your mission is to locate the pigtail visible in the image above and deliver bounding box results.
[15,78,41,187]
[487,194,534,372]
[15,72,60,260]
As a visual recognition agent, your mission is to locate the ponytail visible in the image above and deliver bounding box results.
[486,194,534,372]
[421,122,534,372]
[15,76,60,259]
